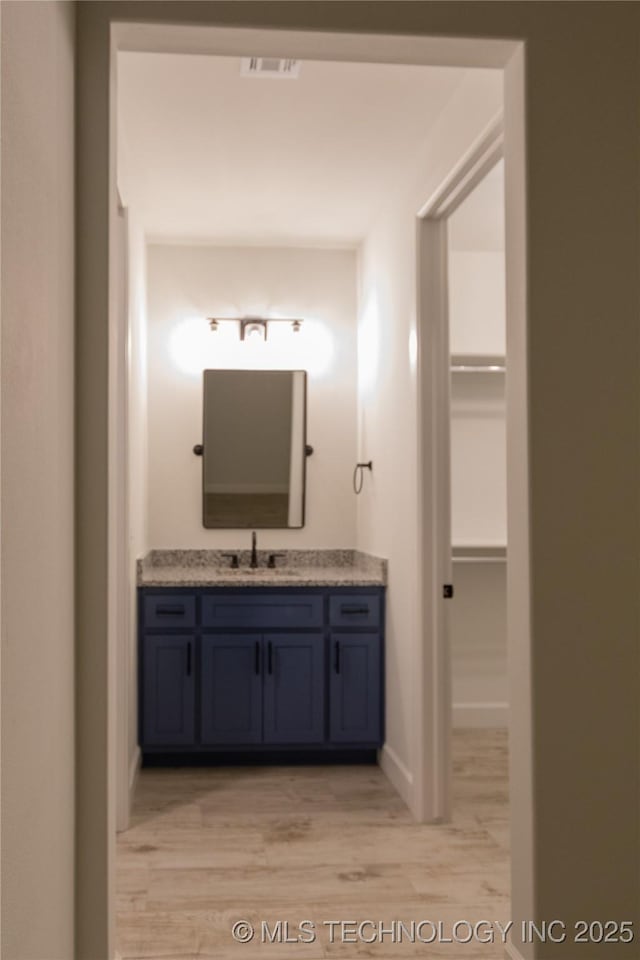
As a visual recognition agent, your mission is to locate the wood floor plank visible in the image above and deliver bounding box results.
[117,730,510,960]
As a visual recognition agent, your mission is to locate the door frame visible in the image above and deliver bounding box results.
[87,19,528,957]
[114,200,132,832]
[414,116,504,822]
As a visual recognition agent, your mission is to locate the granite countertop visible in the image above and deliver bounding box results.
[137,549,387,588]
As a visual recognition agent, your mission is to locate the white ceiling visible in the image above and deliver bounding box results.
[117,53,469,245]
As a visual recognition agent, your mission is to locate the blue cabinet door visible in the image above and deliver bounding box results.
[142,635,195,746]
[329,633,381,744]
[201,635,263,744]
[263,635,324,744]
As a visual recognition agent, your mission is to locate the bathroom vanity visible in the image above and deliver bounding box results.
[138,551,386,763]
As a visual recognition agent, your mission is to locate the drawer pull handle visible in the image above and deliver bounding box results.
[268,641,273,675]
[334,640,341,673]
[255,640,261,675]
[186,641,192,677]
[156,605,185,616]
[340,606,369,615]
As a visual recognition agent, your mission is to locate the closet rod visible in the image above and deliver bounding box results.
[450,364,506,373]
[452,555,507,564]
[452,545,507,562]
[450,354,506,373]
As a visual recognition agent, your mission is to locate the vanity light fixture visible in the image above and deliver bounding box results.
[206,316,304,342]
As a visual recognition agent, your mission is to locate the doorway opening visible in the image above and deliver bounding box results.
[448,159,507,734]
[416,124,508,820]
[104,18,524,956]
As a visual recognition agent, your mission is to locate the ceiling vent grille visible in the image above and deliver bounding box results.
[240,57,301,79]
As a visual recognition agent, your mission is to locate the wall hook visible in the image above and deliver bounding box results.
[353,460,373,494]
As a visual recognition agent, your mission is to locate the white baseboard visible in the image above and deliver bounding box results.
[453,701,508,728]
[128,745,141,799]
[379,743,413,807]
[504,941,526,960]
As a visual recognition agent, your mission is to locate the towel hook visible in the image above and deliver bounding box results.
[353,461,373,495]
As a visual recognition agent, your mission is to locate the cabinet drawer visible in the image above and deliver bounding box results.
[202,594,323,629]
[144,594,196,628]
[329,594,380,628]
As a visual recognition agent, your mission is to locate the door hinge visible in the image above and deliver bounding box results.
[443,584,454,599]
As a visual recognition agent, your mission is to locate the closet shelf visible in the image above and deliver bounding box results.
[450,354,505,373]
[452,544,507,563]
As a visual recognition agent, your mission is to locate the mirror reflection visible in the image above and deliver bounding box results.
[202,369,307,529]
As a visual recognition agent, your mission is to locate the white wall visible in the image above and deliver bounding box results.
[448,159,505,357]
[145,244,358,549]
[449,252,506,356]
[0,2,76,956]
[356,70,503,805]
[450,374,506,547]
[118,97,149,817]
[450,562,507,726]
[126,209,147,799]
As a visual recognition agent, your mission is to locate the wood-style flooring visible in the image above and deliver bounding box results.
[116,730,509,959]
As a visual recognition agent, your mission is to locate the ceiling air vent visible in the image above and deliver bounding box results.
[240,57,301,79]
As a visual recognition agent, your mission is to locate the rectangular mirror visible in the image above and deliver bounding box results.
[202,369,307,528]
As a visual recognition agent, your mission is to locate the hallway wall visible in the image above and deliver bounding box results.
[0,2,76,957]
[126,208,148,811]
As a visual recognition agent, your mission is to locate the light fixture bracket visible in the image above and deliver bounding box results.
[240,318,268,341]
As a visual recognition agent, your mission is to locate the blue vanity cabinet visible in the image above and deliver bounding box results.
[329,633,382,744]
[139,585,384,758]
[328,592,383,744]
[142,635,195,746]
[201,635,263,745]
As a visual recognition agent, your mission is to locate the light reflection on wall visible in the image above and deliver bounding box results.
[168,315,334,379]
[408,327,418,372]
[358,291,381,396]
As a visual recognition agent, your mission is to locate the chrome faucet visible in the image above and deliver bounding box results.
[250,530,258,569]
